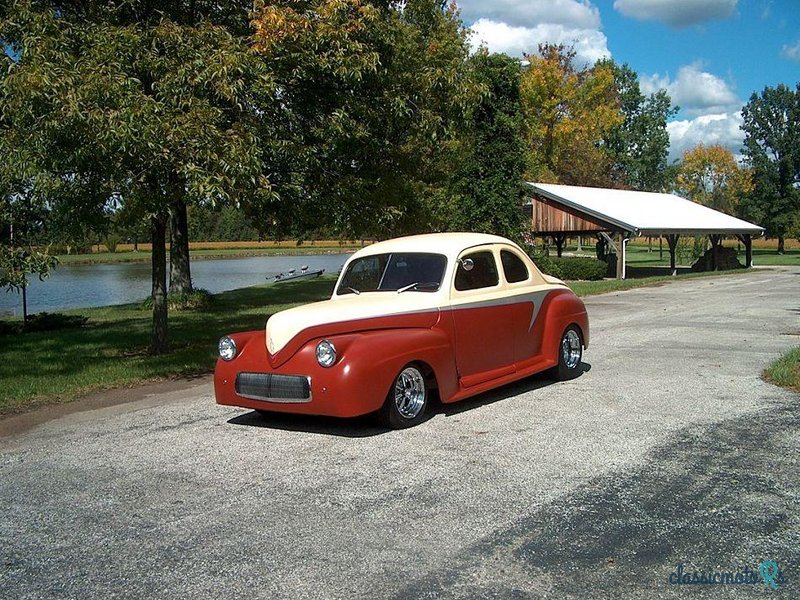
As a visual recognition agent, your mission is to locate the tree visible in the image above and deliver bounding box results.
[676,144,752,214]
[740,83,800,254]
[1,2,273,352]
[519,44,623,187]
[447,52,526,240]
[250,0,475,240]
[601,60,676,191]
[0,193,58,322]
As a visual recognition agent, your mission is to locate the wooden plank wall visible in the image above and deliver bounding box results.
[528,195,609,234]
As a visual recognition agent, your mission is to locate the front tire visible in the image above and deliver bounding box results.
[379,364,428,429]
[555,325,583,380]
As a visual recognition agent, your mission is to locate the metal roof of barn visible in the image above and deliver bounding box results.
[526,182,764,236]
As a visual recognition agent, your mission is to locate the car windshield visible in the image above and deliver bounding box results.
[337,253,447,295]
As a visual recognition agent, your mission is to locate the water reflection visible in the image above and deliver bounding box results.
[0,253,350,316]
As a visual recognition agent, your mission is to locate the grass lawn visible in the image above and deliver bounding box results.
[0,268,768,416]
[573,242,800,268]
[764,347,800,393]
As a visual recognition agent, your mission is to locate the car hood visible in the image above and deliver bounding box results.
[266,292,442,361]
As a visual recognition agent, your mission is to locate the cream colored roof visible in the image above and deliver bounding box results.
[527,182,764,236]
[350,232,517,262]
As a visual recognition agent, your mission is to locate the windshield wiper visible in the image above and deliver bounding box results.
[397,282,439,293]
[397,282,419,293]
[346,286,361,295]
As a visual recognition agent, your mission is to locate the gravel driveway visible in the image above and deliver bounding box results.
[1,268,798,599]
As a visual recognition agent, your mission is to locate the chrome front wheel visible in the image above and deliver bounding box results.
[380,364,429,428]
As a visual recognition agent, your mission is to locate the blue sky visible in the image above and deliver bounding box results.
[459,0,800,162]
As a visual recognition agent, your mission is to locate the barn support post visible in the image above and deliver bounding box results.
[710,234,722,271]
[615,232,624,280]
[553,233,567,257]
[659,236,663,260]
[666,234,679,276]
[736,234,753,267]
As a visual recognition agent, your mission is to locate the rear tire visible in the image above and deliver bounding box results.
[554,325,583,381]
[379,364,428,429]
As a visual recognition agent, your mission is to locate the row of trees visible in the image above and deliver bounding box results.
[2,1,797,352]
[671,83,800,254]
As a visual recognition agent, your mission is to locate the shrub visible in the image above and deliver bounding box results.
[0,312,89,336]
[141,288,213,311]
[103,232,122,253]
[532,255,607,281]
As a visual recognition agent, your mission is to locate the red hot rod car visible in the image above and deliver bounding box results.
[214,233,589,428]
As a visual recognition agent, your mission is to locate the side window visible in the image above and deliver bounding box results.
[455,251,499,291]
[501,250,529,283]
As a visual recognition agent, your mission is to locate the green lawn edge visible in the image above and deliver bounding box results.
[0,268,765,416]
[763,347,800,394]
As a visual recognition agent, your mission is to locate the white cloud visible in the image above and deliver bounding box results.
[613,0,738,28]
[457,0,600,29]
[667,112,745,163]
[640,63,739,116]
[781,40,800,62]
[469,19,610,66]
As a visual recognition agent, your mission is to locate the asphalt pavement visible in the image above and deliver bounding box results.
[1,267,798,599]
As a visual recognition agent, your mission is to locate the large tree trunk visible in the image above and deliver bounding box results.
[169,194,192,295]
[777,236,785,255]
[150,213,169,355]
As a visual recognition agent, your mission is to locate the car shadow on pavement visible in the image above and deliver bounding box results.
[436,362,592,418]
[226,362,591,436]
[227,410,387,438]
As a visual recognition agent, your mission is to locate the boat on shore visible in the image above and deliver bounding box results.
[270,265,325,283]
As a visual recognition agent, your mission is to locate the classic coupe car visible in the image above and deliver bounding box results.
[215,233,589,428]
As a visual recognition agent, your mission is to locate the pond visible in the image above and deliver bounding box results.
[0,253,351,316]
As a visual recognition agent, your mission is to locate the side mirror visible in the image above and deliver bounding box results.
[460,258,474,271]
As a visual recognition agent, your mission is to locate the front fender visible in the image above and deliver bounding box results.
[330,327,457,414]
[214,327,457,418]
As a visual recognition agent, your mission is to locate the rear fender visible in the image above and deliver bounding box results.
[540,291,590,363]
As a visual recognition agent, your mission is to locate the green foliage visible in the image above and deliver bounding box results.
[251,0,476,239]
[446,52,526,240]
[187,204,260,242]
[0,245,58,291]
[601,60,677,191]
[532,254,607,281]
[740,84,800,248]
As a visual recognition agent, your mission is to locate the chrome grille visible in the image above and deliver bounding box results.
[235,372,311,403]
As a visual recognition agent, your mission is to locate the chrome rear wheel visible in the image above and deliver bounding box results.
[554,326,583,380]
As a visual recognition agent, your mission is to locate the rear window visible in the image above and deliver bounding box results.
[501,250,529,283]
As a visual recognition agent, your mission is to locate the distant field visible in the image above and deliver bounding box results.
[59,240,366,264]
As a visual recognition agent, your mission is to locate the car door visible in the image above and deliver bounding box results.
[498,247,547,366]
[449,247,516,387]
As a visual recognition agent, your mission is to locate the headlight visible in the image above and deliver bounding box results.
[219,336,237,361]
[316,340,336,367]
